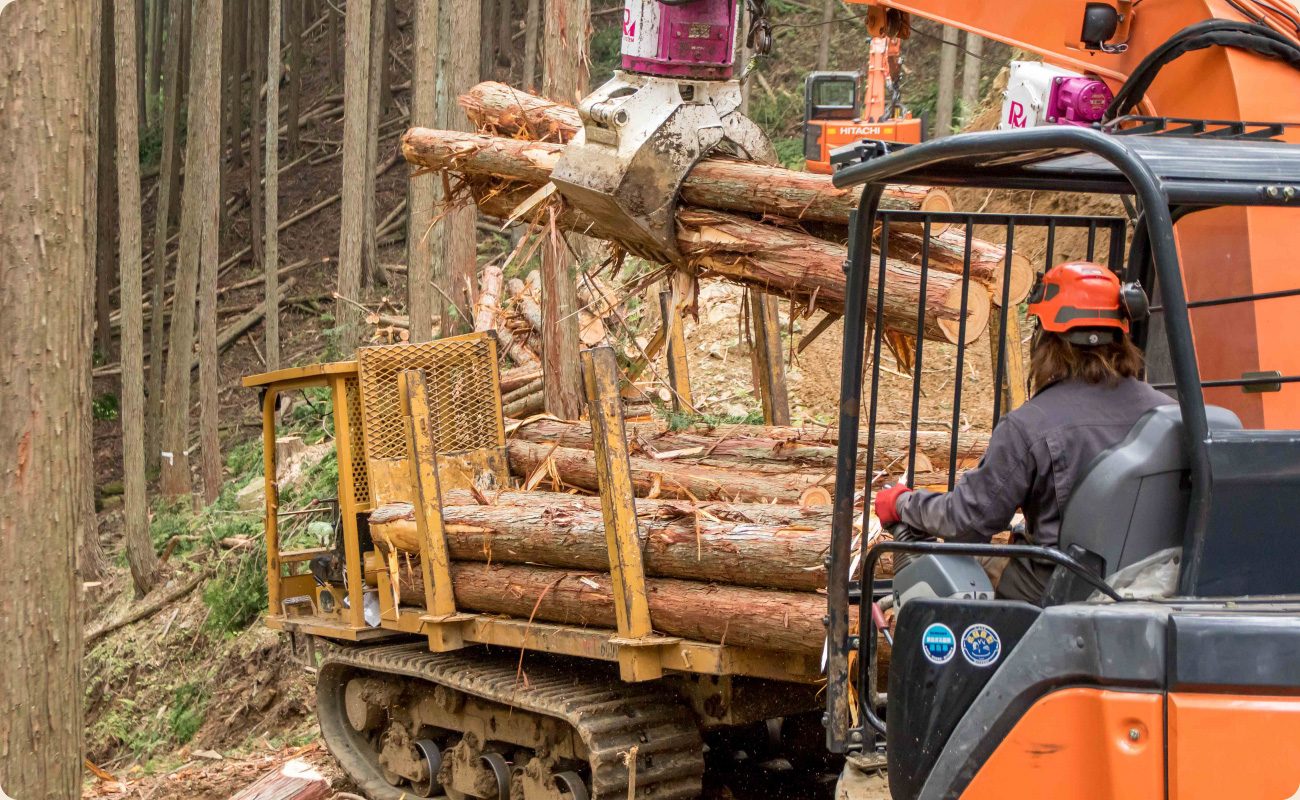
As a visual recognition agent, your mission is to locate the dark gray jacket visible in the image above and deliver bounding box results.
[896,377,1173,602]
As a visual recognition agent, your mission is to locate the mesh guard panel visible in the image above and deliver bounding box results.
[356,335,505,503]
[344,377,371,510]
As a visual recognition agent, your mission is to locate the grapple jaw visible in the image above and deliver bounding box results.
[551,72,776,263]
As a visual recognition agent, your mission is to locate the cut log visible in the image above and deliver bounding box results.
[503,391,543,418]
[507,439,836,502]
[509,417,988,472]
[459,81,582,142]
[462,179,989,345]
[676,208,989,345]
[474,262,505,332]
[397,561,840,653]
[402,127,950,234]
[499,364,543,393]
[888,228,1034,307]
[370,491,834,590]
[228,759,331,800]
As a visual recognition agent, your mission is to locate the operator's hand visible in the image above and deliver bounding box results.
[874,483,912,527]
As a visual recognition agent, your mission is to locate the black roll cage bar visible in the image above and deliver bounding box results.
[819,125,1267,751]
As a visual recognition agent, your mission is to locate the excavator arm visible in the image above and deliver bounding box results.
[845,0,1300,428]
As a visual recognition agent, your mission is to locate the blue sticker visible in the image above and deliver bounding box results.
[921,622,956,664]
[961,624,1002,668]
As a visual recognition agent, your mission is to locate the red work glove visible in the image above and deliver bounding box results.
[874,483,912,527]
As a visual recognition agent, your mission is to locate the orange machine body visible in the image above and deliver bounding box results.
[961,688,1164,800]
[959,687,1300,800]
[805,37,926,174]
[842,0,1300,429]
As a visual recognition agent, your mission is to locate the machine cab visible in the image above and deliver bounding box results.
[804,70,925,173]
[823,123,1300,800]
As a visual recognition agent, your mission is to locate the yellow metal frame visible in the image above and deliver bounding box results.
[250,345,822,685]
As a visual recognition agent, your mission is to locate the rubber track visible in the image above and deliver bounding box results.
[322,643,705,800]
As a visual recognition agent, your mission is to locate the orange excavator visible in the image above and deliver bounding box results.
[818,2,1300,799]
[804,37,926,173]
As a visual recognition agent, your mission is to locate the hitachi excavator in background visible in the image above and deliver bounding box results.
[804,37,927,174]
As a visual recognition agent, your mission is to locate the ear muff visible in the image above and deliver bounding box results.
[1119,281,1149,322]
[1028,274,1046,306]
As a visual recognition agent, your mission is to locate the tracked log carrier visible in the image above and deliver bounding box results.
[243,334,831,800]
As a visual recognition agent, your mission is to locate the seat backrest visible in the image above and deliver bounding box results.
[1058,404,1242,577]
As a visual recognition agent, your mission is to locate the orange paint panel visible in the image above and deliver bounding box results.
[1169,693,1300,800]
[961,688,1164,800]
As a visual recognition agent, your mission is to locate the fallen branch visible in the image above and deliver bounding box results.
[85,571,208,646]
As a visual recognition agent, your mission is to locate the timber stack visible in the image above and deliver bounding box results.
[401,82,1037,347]
[369,490,854,654]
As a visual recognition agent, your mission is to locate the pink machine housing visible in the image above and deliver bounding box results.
[1048,75,1114,125]
[621,0,739,79]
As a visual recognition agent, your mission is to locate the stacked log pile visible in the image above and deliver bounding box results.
[503,417,989,500]
[372,490,853,654]
[401,82,1035,348]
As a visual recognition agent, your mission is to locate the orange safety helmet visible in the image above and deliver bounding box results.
[1027,261,1148,345]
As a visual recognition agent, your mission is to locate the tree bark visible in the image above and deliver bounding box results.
[231,0,246,170]
[361,0,389,289]
[161,0,223,497]
[83,0,109,584]
[541,0,589,419]
[328,2,341,82]
[116,0,163,595]
[288,0,303,156]
[372,491,834,591]
[480,0,498,81]
[961,33,985,126]
[147,0,166,124]
[96,3,118,362]
[336,0,374,351]
[474,263,505,332]
[407,0,438,342]
[396,562,837,653]
[468,180,990,343]
[507,416,968,473]
[431,0,480,337]
[0,0,94,793]
[265,0,282,370]
[425,99,957,232]
[498,0,515,73]
[249,0,266,273]
[507,439,843,502]
[522,0,541,92]
[148,0,187,462]
[501,364,543,393]
[199,0,226,506]
[137,0,148,124]
[935,25,959,138]
[817,0,834,71]
[219,0,234,250]
[381,0,395,115]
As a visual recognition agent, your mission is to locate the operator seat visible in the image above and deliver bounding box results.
[892,402,1242,608]
[1054,403,1242,577]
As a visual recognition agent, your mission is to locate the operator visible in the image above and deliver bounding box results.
[873,262,1171,604]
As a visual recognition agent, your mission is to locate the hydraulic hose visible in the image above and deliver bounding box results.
[1105,19,1300,119]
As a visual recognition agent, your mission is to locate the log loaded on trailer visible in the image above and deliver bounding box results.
[826,123,1300,800]
[243,336,848,800]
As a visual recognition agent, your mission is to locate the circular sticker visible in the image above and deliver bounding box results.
[921,622,956,665]
[961,624,1002,668]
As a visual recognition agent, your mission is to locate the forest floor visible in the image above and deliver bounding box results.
[80,4,1118,798]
